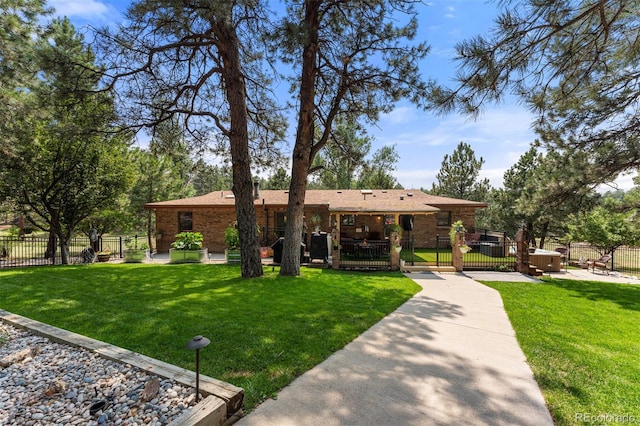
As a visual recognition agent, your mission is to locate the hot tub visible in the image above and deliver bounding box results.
[529,249,561,272]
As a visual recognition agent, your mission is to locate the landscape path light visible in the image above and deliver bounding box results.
[186,335,210,402]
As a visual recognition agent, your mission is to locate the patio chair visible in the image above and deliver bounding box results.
[586,254,611,275]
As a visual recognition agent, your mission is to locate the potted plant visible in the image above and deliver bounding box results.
[310,214,322,232]
[389,223,403,252]
[224,225,241,264]
[450,220,471,254]
[124,236,150,263]
[169,232,208,263]
[96,249,112,262]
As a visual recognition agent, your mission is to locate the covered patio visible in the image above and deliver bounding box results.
[326,191,440,270]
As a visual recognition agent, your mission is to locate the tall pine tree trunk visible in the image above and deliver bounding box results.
[218,19,263,278]
[280,0,320,276]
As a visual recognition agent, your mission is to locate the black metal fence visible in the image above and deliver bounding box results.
[401,231,516,271]
[0,235,123,268]
[464,229,516,271]
[540,240,640,276]
[338,239,392,270]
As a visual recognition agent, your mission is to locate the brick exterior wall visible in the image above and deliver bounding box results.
[154,205,334,253]
[153,205,478,252]
[155,207,237,253]
[410,208,478,248]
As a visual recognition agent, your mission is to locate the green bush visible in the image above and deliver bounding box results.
[224,226,240,250]
[125,236,149,251]
[171,232,203,250]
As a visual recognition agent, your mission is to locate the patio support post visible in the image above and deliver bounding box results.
[331,227,340,270]
[390,231,401,271]
[452,231,463,272]
[515,227,530,273]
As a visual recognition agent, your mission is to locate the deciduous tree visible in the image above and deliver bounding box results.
[567,201,640,255]
[0,18,134,263]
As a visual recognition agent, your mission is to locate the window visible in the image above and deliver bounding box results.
[341,215,355,226]
[178,211,193,232]
[436,211,451,227]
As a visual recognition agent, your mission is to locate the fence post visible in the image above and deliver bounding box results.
[503,231,507,257]
[436,235,440,267]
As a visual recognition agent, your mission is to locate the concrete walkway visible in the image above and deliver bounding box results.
[238,272,553,426]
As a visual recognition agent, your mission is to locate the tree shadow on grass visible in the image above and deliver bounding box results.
[241,279,552,425]
[0,264,422,410]
[545,278,640,312]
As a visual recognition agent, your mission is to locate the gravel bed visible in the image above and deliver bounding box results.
[0,323,196,425]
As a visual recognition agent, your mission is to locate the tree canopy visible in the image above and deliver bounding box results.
[277,0,430,275]
[427,0,640,195]
[567,201,640,255]
[99,0,289,277]
[0,17,134,263]
[430,141,491,201]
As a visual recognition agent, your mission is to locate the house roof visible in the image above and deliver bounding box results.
[145,189,487,214]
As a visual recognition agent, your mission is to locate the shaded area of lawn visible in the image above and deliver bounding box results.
[483,278,640,424]
[0,264,420,410]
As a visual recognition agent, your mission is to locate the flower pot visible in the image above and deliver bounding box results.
[96,253,111,262]
[169,248,208,264]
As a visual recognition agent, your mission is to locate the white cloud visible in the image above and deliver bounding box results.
[394,168,439,190]
[49,0,117,22]
[381,106,417,125]
[444,6,455,18]
[598,172,637,193]
[375,105,539,190]
[479,167,507,188]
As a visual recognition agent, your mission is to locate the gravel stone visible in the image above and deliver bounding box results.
[0,323,196,425]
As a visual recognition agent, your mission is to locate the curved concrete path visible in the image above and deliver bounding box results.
[239,272,553,426]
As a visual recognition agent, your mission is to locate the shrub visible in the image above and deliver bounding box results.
[171,232,203,250]
[224,226,240,250]
[125,236,149,251]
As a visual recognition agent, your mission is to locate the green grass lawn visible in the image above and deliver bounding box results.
[483,278,640,425]
[0,264,420,411]
[405,248,514,264]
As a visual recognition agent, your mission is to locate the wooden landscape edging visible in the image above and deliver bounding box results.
[0,310,244,424]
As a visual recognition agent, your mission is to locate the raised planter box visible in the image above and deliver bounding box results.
[225,249,241,264]
[124,249,150,263]
[169,248,208,264]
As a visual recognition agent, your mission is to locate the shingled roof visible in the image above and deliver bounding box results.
[145,189,487,214]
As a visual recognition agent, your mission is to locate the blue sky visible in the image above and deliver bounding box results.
[48,0,635,192]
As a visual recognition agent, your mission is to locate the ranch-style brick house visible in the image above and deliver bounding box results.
[146,188,487,254]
